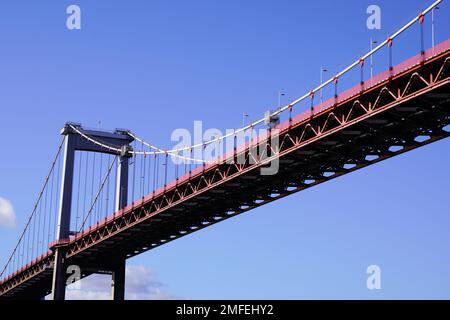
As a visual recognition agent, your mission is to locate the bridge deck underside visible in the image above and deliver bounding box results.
[1,48,449,300]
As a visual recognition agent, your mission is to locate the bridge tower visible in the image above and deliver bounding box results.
[51,123,134,300]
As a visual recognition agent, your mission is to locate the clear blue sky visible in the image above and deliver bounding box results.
[0,0,449,299]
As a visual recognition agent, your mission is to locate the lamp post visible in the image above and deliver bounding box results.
[242,113,249,127]
[370,38,378,80]
[320,67,328,104]
[278,91,285,109]
[432,6,440,50]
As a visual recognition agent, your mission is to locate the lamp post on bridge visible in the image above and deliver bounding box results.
[242,113,249,127]
[320,67,328,104]
[432,6,440,51]
[370,38,378,81]
[278,91,285,109]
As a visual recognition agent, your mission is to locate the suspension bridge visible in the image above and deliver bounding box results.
[1,0,449,300]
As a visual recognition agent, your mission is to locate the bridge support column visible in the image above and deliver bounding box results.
[52,131,76,300]
[115,151,130,211]
[111,148,130,301]
[111,259,126,300]
[51,246,68,300]
[49,123,133,301]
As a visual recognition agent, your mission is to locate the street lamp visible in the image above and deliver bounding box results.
[320,67,328,104]
[370,38,378,80]
[278,91,285,109]
[242,113,249,127]
[432,6,440,50]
